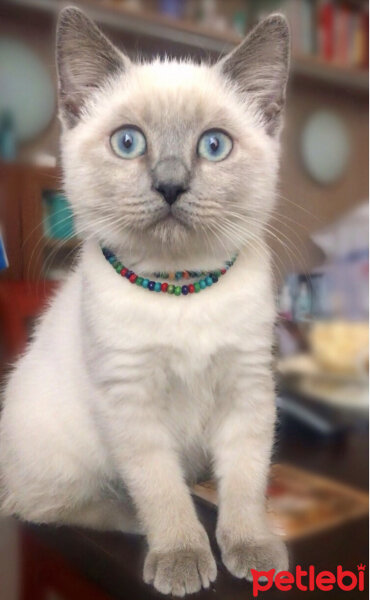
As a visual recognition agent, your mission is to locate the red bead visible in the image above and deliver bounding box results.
[183,271,190,279]
[188,284,195,293]
[129,274,137,283]
[221,268,227,274]
[161,282,168,292]
[120,268,128,277]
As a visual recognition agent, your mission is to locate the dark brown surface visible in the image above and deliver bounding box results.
[0,163,63,282]
[22,421,369,599]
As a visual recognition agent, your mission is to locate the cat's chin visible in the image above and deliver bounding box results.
[148,215,191,248]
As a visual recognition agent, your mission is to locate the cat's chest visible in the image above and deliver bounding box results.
[82,248,274,381]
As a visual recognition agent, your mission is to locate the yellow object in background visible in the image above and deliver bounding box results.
[310,321,369,375]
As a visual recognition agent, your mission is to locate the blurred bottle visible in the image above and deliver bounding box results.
[0,111,17,162]
[294,279,311,322]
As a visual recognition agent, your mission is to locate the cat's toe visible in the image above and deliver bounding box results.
[220,536,288,580]
[144,547,217,596]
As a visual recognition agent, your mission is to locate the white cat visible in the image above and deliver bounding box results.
[0,8,290,596]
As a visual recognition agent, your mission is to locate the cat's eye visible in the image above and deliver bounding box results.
[197,130,233,162]
[110,126,147,159]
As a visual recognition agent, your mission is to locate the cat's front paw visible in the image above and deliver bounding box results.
[218,532,288,580]
[143,545,217,596]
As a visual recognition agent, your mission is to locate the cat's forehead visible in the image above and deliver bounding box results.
[102,59,240,130]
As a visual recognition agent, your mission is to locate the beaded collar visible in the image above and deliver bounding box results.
[102,247,237,296]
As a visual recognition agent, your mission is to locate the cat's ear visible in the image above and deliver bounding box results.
[56,7,129,128]
[219,14,290,136]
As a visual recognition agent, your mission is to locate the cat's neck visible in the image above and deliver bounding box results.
[101,240,238,276]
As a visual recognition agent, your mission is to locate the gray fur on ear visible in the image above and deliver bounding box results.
[219,14,290,136]
[56,7,129,128]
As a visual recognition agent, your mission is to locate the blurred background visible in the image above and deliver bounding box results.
[0,1,368,599]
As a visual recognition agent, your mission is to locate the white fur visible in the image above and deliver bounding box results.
[0,11,290,596]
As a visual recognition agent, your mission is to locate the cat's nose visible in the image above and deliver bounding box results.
[155,182,186,206]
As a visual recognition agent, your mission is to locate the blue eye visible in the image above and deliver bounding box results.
[198,130,233,162]
[110,127,147,159]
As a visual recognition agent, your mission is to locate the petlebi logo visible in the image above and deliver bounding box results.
[251,564,366,596]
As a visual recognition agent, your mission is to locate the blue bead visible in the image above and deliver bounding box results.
[148,281,155,291]
[142,279,149,288]
[175,271,183,280]
[211,274,218,283]
[125,270,133,279]
[108,256,116,263]
[199,279,206,289]
[205,276,213,286]
[154,282,161,292]
[182,285,189,295]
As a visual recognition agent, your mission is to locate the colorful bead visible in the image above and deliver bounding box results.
[102,248,237,298]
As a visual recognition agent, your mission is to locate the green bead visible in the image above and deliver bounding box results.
[199,279,206,289]
[115,262,123,272]
[174,286,182,296]
[136,277,143,286]
[215,270,221,278]
[194,282,201,293]
[167,285,174,294]
[111,260,119,269]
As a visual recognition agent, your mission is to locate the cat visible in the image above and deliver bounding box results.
[0,7,290,596]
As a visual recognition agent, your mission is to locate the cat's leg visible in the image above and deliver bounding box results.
[101,391,217,596]
[212,359,288,580]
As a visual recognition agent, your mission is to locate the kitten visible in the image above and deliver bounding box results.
[0,8,290,596]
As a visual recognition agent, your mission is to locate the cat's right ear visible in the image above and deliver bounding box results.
[56,7,129,128]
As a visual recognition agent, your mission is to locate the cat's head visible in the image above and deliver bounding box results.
[57,8,290,267]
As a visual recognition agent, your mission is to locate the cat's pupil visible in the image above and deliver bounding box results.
[123,133,133,149]
[209,137,219,152]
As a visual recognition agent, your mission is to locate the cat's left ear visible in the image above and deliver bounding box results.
[218,14,290,136]
[56,7,130,128]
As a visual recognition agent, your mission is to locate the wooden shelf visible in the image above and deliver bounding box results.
[6,0,369,93]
